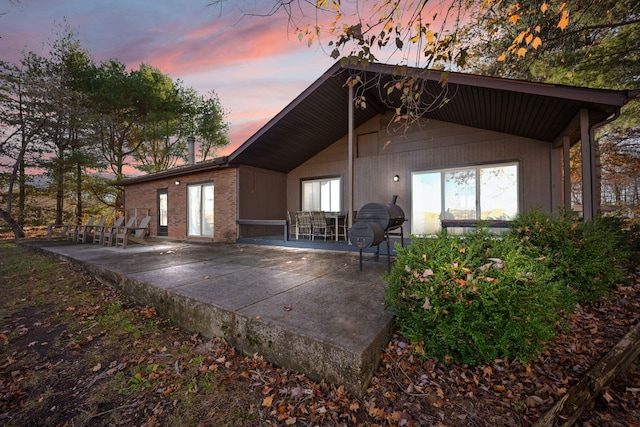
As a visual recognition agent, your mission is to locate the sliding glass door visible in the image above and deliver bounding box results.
[187,183,214,237]
[411,163,519,235]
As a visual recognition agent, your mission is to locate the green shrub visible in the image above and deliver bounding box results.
[385,229,565,365]
[385,210,634,365]
[508,210,631,303]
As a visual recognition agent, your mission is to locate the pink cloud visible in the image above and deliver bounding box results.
[0,0,337,160]
[134,16,309,77]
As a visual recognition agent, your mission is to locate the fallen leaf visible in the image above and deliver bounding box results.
[262,394,274,407]
[290,387,303,399]
[525,395,545,407]
[91,362,102,372]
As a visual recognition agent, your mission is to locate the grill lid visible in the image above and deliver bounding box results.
[356,202,405,231]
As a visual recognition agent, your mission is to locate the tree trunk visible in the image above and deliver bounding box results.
[0,207,25,239]
[55,158,65,224]
[76,161,82,221]
[18,156,26,227]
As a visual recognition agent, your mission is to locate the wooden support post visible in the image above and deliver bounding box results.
[580,109,596,220]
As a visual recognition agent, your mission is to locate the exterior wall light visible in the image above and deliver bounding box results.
[175,180,181,185]
[393,175,400,182]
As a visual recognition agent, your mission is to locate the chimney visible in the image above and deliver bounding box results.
[187,136,195,165]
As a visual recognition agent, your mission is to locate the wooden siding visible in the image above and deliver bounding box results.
[288,114,558,234]
[237,166,287,237]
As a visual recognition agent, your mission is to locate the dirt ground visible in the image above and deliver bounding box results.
[1,233,639,426]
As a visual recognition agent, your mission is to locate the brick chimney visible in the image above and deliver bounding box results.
[187,136,195,165]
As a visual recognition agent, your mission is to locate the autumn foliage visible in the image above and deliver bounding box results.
[385,210,635,365]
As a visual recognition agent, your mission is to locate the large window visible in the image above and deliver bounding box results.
[188,183,214,237]
[411,163,519,235]
[301,177,341,211]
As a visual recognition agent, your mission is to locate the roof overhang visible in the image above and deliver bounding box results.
[228,62,638,173]
[114,156,230,187]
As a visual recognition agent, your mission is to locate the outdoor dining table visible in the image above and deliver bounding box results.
[324,212,345,241]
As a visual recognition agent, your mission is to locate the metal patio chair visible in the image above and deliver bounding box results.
[311,211,335,241]
[296,211,312,240]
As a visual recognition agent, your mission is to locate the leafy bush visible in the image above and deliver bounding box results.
[385,229,565,365]
[508,210,631,303]
[385,210,634,365]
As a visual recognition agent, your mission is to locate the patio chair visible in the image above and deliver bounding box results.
[95,216,124,246]
[337,211,348,240]
[296,211,312,240]
[67,216,96,242]
[46,217,75,240]
[311,211,335,241]
[88,216,107,243]
[76,217,100,243]
[287,211,298,240]
[103,216,135,247]
[115,215,152,249]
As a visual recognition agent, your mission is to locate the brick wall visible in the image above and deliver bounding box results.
[122,167,238,243]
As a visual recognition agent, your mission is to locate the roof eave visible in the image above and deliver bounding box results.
[113,157,230,187]
[227,62,345,166]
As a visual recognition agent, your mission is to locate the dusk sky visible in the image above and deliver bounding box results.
[1,0,339,156]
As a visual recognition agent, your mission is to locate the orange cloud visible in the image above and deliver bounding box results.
[137,15,309,77]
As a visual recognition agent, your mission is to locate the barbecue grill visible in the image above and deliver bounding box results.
[349,196,406,271]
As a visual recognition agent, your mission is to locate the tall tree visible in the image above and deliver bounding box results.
[0,57,50,237]
[37,28,99,224]
[90,59,145,182]
[134,82,230,173]
[189,90,230,162]
[461,0,640,85]
[131,64,187,174]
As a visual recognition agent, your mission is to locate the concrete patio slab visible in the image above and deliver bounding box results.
[18,238,395,396]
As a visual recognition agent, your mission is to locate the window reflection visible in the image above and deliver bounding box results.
[411,163,518,235]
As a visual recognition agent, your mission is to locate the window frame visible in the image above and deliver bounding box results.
[300,175,342,212]
[187,181,214,237]
[411,162,520,235]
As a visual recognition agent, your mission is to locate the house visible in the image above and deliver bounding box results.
[115,62,638,243]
